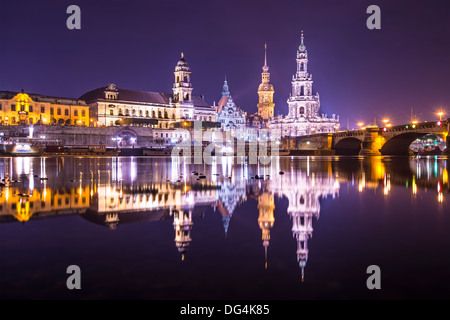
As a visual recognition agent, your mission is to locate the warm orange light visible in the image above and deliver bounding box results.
[383,119,389,124]
[412,120,418,124]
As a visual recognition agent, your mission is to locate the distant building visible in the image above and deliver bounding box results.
[0,90,90,126]
[269,32,339,138]
[80,54,217,130]
[214,78,246,132]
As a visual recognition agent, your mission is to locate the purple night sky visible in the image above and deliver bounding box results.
[1,0,449,128]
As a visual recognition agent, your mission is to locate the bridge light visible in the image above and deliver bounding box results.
[412,124,416,128]
[437,121,442,126]
[383,127,387,132]
[405,125,409,129]
[437,111,444,122]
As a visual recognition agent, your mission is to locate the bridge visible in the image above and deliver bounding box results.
[284,119,449,156]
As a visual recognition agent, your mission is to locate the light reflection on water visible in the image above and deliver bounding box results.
[0,156,448,299]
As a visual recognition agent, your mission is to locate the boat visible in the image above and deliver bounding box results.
[0,137,57,156]
[142,147,173,156]
[61,145,120,156]
[412,145,442,157]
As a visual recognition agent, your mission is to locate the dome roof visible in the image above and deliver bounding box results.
[177,57,188,67]
[175,53,190,72]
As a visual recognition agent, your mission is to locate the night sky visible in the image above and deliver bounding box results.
[1,0,450,128]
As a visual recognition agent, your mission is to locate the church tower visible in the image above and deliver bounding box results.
[257,44,275,120]
[287,31,320,120]
[173,53,193,103]
[173,53,195,120]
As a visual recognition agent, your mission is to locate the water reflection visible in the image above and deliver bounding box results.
[0,155,448,282]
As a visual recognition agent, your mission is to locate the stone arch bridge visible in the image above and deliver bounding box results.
[285,119,449,156]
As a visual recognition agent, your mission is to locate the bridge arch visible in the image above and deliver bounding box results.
[114,129,138,147]
[380,132,442,155]
[334,137,362,155]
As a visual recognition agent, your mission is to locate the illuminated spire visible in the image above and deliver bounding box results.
[299,30,306,53]
[222,75,230,97]
[263,43,269,72]
[181,52,184,59]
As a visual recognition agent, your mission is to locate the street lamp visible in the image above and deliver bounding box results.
[357,122,364,130]
[437,111,444,122]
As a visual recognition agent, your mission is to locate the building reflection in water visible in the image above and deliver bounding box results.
[0,156,448,281]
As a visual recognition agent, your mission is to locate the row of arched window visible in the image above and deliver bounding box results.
[111,108,175,119]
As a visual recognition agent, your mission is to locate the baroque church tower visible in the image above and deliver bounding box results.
[257,44,275,120]
[173,53,195,120]
[287,31,320,120]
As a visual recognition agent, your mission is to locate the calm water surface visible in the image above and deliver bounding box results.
[0,155,449,299]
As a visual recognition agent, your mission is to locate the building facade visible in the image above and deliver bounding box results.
[80,55,217,130]
[215,79,246,132]
[269,32,339,138]
[0,91,90,126]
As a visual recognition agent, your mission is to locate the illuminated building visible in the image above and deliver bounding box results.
[80,54,216,130]
[256,44,275,121]
[269,32,339,137]
[214,78,246,132]
[0,91,90,126]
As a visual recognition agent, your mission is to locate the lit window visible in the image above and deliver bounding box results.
[74,110,78,117]
[82,110,85,117]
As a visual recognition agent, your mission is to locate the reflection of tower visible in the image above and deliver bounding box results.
[257,192,275,269]
[216,180,246,237]
[105,212,120,230]
[268,164,339,282]
[291,206,314,282]
[173,209,193,260]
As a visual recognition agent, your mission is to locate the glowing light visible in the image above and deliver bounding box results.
[383,173,391,196]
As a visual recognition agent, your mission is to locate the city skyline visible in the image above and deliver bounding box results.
[1,0,450,128]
